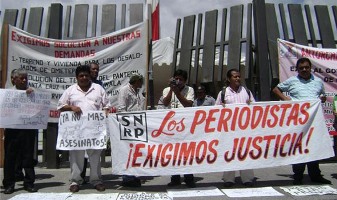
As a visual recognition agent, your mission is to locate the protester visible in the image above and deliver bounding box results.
[90,62,103,86]
[192,85,215,107]
[2,69,38,194]
[215,68,255,187]
[117,73,145,187]
[272,57,331,185]
[9,69,26,182]
[80,63,104,183]
[162,69,196,188]
[57,65,110,192]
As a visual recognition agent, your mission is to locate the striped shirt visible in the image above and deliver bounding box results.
[215,86,255,105]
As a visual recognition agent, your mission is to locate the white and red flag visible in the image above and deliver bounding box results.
[147,0,160,40]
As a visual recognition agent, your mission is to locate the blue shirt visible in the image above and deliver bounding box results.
[93,79,103,87]
[277,75,325,100]
[193,95,215,107]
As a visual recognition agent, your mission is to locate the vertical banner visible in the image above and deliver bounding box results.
[278,39,337,135]
[6,22,148,122]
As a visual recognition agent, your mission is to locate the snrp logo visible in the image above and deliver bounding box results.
[117,112,148,142]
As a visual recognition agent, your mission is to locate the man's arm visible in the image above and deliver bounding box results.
[117,87,127,112]
[272,87,291,101]
[162,88,173,107]
[174,86,194,107]
[57,88,82,114]
[59,105,82,114]
[173,89,193,107]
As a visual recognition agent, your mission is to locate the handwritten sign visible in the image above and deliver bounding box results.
[57,111,108,150]
[117,192,172,200]
[167,187,225,198]
[8,193,72,200]
[109,100,334,176]
[222,187,284,197]
[68,193,119,200]
[280,185,337,196]
[0,89,51,129]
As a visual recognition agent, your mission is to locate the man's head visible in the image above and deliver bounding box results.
[13,69,28,90]
[76,65,91,88]
[226,68,241,89]
[89,63,99,81]
[296,57,312,80]
[172,69,188,89]
[10,69,17,85]
[196,85,206,100]
[129,73,143,89]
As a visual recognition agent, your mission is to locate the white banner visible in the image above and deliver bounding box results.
[57,111,108,150]
[278,39,337,135]
[109,100,334,176]
[0,89,51,129]
[6,23,148,122]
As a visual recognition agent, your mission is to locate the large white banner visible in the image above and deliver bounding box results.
[0,89,51,129]
[109,100,334,176]
[278,39,337,135]
[57,111,108,150]
[6,22,148,122]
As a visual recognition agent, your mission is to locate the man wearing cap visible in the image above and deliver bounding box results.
[117,72,145,187]
[192,85,215,107]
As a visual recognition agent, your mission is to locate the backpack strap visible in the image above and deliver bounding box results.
[243,86,252,104]
[221,87,226,104]
[243,86,251,100]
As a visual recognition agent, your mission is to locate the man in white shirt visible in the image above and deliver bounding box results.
[58,65,110,193]
[162,69,196,188]
[117,73,145,187]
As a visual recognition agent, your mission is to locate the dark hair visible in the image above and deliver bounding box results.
[173,69,188,81]
[76,65,90,77]
[296,57,311,68]
[226,68,240,79]
[129,73,143,84]
[90,62,99,68]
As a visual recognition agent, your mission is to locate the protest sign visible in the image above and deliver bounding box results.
[280,185,337,196]
[278,39,337,135]
[6,22,147,122]
[57,111,108,150]
[221,187,284,197]
[0,89,50,129]
[117,193,172,200]
[109,100,334,176]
